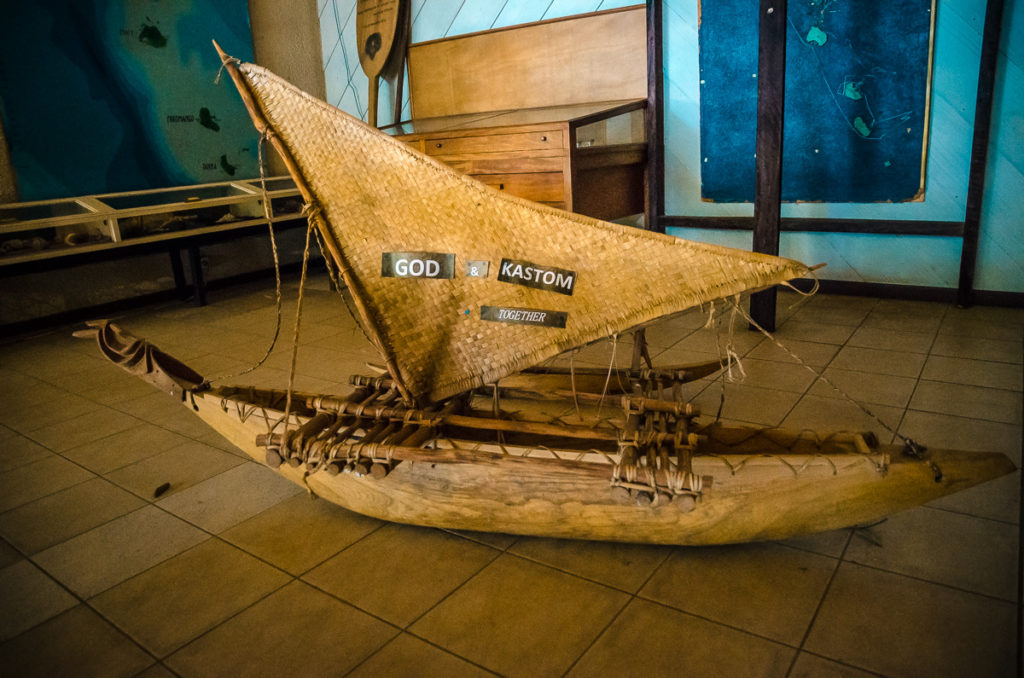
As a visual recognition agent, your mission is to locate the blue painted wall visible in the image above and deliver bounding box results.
[664,0,1023,293]
[319,0,1023,293]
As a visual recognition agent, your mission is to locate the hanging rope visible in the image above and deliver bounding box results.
[205,130,284,386]
[281,213,319,443]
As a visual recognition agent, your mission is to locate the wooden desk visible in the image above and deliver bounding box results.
[384,99,646,220]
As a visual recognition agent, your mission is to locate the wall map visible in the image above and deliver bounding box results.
[0,0,256,201]
[698,0,935,203]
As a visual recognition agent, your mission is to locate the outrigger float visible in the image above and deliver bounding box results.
[77,46,1014,545]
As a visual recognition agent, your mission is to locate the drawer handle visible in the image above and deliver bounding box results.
[499,183,505,190]
[435,142,443,148]
[540,135,547,141]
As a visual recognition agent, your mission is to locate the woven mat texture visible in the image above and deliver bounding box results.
[240,64,810,403]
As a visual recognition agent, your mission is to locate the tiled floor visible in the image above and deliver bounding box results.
[0,273,1021,677]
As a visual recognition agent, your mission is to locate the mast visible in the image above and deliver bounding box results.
[213,41,417,405]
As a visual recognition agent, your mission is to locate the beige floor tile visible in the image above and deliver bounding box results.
[692,382,802,427]
[775,319,856,345]
[349,633,494,678]
[791,304,873,327]
[411,554,628,678]
[789,652,884,677]
[105,440,244,500]
[860,307,943,334]
[221,493,382,575]
[112,391,191,428]
[927,470,1019,524]
[648,343,719,368]
[39,361,139,395]
[808,367,918,408]
[898,410,1021,462]
[133,662,178,678]
[642,313,706,349]
[156,462,303,533]
[0,605,154,677]
[63,423,190,474]
[668,324,765,358]
[568,598,794,677]
[0,537,20,569]
[27,407,141,453]
[775,528,853,558]
[844,507,1017,600]
[76,374,157,406]
[0,455,94,513]
[91,539,290,657]
[921,354,1023,391]
[509,537,670,593]
[305,523,498,627]
[0,370,66,409]
[640,543,835,645]
[33,505,207,598]
[848,326,935,353]
[0,428,52,472]
[746,337,840,367]
[0,560,78,641]
[830,346,927,378]
[732,357,820,393]
[166,580,393,677]
[939,314,1023,341]
[443,528,519,550]
[939,305,1024,329]
[909,380,1022,425]
[0,478,145,554]
[0,391,102,434]
[931,334,1023,364]
[805,563,1016,678]
[780,395,902,441]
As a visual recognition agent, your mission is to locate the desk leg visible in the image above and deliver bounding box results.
[186,245,207,307]
[169,248,190,300]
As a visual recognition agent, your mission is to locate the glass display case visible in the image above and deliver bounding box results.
[0,177,301,266]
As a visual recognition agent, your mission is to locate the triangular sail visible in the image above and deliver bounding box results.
[221,56,810,404]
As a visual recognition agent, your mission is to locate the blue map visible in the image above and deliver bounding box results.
[698,0,934,203]
[0,0,256,201]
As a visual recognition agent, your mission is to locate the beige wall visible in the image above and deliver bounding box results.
[248,0,326,175]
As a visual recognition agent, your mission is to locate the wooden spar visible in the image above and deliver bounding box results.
[305,395,620,442]
[211,40,417,407]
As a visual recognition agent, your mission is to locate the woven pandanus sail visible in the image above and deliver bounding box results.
[221,55,810,404]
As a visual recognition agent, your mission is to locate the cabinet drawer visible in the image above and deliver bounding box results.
[436,152,565,175]
[424,130,563,156]
[471,172,565,203]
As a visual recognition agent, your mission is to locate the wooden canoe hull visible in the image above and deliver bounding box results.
[190,388,1015,546]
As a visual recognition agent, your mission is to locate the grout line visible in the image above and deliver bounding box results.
[783,527,855,677]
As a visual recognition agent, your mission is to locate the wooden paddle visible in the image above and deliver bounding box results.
[356,0,406,127]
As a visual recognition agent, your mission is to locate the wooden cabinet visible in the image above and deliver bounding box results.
[385,100,645,220]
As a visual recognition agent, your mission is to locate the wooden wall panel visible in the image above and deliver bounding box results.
[407,8,647,118]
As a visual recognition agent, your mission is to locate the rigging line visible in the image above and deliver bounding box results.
[569,351,582,421]
[594,333,620,421]
[311,226,379,351]
[730,296,921,452]
[282,214,318,449]
[205,130,284,387]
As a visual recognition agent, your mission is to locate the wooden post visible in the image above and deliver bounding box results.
[956,0,1005,308]
[750,0,787,332]
[187,245,207,306]
[645,0,665,233]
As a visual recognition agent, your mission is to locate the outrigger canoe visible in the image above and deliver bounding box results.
[77,45,1014,545]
